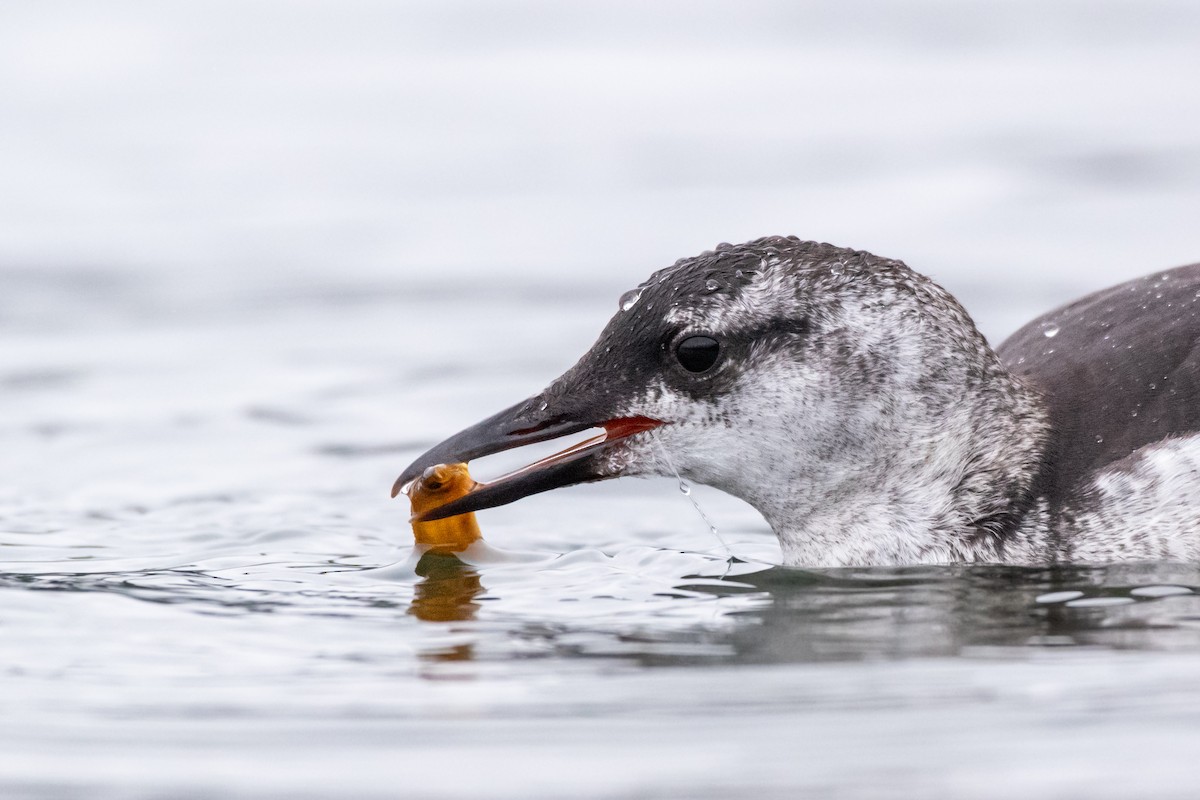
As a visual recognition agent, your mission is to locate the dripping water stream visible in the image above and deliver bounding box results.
[651,431,735,570]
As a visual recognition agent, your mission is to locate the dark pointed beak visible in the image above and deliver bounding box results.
[392,398,663,522]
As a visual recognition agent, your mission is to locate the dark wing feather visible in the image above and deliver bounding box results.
[997,263,1200,504]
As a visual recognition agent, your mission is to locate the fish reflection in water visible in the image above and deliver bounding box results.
[410,550,484,624]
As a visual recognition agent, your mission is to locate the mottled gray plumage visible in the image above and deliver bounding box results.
[553,237,1200,565]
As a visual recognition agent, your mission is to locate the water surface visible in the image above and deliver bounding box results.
[5,278,1200,799]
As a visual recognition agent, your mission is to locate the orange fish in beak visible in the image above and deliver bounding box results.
[406,463,482,552]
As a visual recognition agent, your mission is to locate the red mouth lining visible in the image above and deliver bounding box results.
[602,415,663,440]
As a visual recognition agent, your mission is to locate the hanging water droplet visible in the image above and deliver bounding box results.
[679,480,692,496]
[619,287,643,311]
[704,279,720,292]
[1043,326,1059,338]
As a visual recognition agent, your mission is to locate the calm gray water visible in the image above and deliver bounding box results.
[4,1,1200,798]
[6,279,1200,799]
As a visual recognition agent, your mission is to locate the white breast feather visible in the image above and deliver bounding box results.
[1067,434,1200,562]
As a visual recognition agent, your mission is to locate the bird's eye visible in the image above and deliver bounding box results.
[675,336,721,373]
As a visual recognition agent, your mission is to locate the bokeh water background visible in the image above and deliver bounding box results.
[4,2,1200,797]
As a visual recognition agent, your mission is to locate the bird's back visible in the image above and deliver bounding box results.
[997,263,1200,506]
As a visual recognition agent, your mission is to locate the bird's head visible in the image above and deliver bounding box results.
[395,237,1007,555]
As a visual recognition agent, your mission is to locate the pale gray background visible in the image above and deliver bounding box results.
[4,0,1199,338]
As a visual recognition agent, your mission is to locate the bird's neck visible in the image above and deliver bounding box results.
[753,362,1052,567]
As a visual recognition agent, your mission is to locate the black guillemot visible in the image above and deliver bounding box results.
[395,237,1200,566]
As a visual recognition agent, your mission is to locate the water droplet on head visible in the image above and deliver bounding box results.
[830,263,845,276]
[538,400,548,412]
[619,288,643,311]
[1043,326,1059,338]
[1096,435,1104,444]
[704,279,720,292]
